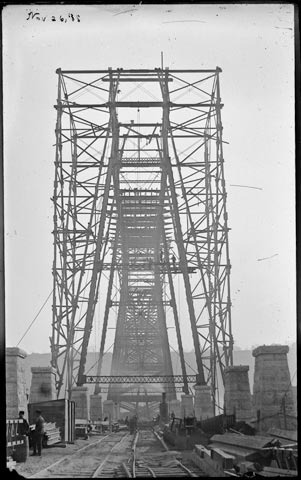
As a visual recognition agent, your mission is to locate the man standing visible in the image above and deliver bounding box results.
[31,409,45,457]
[171,254,176,269]
[17,411,30,436]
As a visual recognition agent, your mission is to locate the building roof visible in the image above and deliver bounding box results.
[267,428,297,443]
[210,433,274,450]
[209,442,257,460]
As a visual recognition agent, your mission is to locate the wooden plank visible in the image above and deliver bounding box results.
[263,466,297,476]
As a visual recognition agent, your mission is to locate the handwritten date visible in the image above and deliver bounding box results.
[26,11,80,23]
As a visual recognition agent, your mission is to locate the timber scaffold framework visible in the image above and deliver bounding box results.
[51,67,233,414]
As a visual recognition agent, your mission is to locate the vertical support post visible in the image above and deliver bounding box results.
[215,69,233,367]
[157,68,205,384]
[162,228,189,394]
[77,71,121,385]
[94,226,119,395]
[51,69,62,394]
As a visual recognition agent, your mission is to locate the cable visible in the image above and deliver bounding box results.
[168,342,198,375]
[280,369,297,401]
[16,289,53,346]
[278,369,297,414]
[289,369,297,386]
[85,342,114,375]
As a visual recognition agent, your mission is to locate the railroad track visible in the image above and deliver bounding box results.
[131,428,207,478]
[29,428,207,478]
[29,432,132,478]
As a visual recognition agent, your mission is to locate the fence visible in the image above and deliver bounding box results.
[6,419,25,447]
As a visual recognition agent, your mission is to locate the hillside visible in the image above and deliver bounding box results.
[23,343,296,400]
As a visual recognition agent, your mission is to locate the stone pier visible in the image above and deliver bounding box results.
[252,345,296,430]
[29,366,57,404]
[6,348,28,419]
[71,386,90,420]
[113,402,120,422]
[181,394,194,418]
[169,399,181,418]
[159,393,169,423]
[90,394,103,422]
[194,385,214,420]
[224,365,253,422]
[103,400,114,422]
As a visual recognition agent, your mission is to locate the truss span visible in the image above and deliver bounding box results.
[51,68,233,412]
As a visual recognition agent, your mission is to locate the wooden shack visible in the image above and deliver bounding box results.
[28,398,75,443]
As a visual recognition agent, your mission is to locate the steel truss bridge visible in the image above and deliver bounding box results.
[51,67,233,414]
[81,375,202,384]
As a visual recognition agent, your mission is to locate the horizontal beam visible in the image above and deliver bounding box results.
[108,394,171,402]
[120,123,162,127]
[102,78,173,82]
[58,69,220,74]
[55,102,219,109]
[91,387,184,393]
[110,300,171,305]
[77,134,208,139]
[98,262,196,273]
[80,374,202,384]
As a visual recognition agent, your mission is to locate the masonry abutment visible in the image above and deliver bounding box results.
[6,347,28,419]
[89,394,103,422]
[169,399,181,418]
[103,399,114,422]
[29,366,57,403]
[252,345,296,431]
[224,365,254,422]
[181,394,194,418]
[71,386,90,420]
[194,385,214,420]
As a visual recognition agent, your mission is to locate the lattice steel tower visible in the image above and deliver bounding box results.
[51,67,233,413]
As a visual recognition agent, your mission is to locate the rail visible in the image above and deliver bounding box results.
[130,427,202,478]
[132,430,139,478]
[29,427,207,478]
[91,433,131,477]
[29,433,115,478]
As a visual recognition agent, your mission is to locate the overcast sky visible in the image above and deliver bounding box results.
[3,3,295,355]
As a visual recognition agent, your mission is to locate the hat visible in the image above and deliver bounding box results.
[19,411,25,415]
[35,409,42,414]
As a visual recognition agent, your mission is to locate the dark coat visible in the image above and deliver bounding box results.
[18,418,30,436]
[35,415,45,435]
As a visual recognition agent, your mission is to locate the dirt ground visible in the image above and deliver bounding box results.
[11,434,106,478]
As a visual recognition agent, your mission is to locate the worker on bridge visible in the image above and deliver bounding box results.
[17,410,30,436]
[129,414,138,434]
[171,254,176,269]
[30,409,45,457]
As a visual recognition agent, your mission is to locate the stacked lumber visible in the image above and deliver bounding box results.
[7,456,16,471]
[44,422,61,446]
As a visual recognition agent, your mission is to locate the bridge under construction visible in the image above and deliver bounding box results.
[6,66,297,478]
[50,67,233,416]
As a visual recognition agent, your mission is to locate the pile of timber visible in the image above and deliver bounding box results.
[44,422,61,446]
[7,456,16,471]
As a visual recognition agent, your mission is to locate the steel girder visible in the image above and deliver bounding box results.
[52,68,233,411]
[83,375,200,384]
[107,187,177,402]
